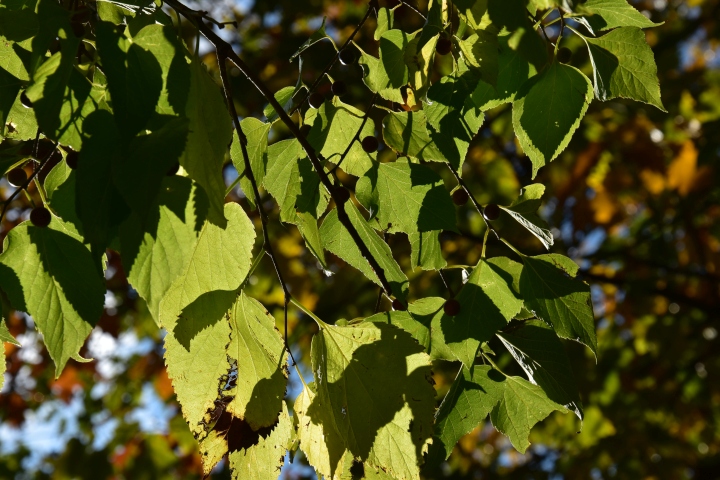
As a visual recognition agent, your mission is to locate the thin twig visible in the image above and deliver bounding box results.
[167,0,396,299]
[399,0,426,20]
[445,163,498,238]
[216,52,297,366]
[438,269,455,298]
[289,2,377,116]
[0,143,58,224]
[329,92,378,174]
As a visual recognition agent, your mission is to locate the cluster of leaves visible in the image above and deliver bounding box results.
[0,0,666,478]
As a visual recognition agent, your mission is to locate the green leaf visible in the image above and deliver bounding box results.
[405,32,439,100]
[264,139,329,223]
[512,61,593,177]
[306,97,376,176]
[96,21,162,139]
[226,293,288,430]
[119,176,208,322]
[458,32,499,86]
[584,27,665,111]
[290,17,334,61]
[2,88,38,140]
[452,0,491,31]
[498,320,583,419]
[158,203,256,327]
[357,30,412,104]
[0,67,22,132]
[409,230,447,271]
[374,7,395,41]
[295,211,328,270]
[295,384,347,479]
[0,217,105,376]
[490,374,567,453]
[577,0,662,31]
[114,117,190,221]
[424,65,485,171]
[263,86,297,123]
[357,159,457,234]
[320,201,409,300]
[228,402,293,480]
[230,118,271,209]
[74,110,129,258]
[163,301,232,437]
[179,56,233,226]
[442,259,523,367]
[434,366,505,459]
[519,254,598,355]
[0,315,19,346]
[382,111,447,162]
[308,322,435,480]
[470,39,537,111]
[500,183,553,250]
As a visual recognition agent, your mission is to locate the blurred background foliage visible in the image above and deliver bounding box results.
[1,0,720,478]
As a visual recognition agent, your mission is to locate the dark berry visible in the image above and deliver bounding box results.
[331,80,347,97]
[483,204,500,221]
[452,189,468,206]
[557,47,572,64]
[392,299,407,311]
[361,136,378,153]
[308,92,325,109]
[7,168,27,187]
[443,299,461,316]
[20,91,33,108]
[167,162,180,176]
[436,38,452,56]
[334,187,350,204]
[339,48,356,66]
[70,21,85,38]
[66,150,79,169]
[30,207,51,227]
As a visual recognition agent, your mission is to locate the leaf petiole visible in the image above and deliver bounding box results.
[290,297,330,329]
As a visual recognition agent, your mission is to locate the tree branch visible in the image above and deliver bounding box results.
[289,2,378,116]
[167,0,396,299]
[216,53,297,365]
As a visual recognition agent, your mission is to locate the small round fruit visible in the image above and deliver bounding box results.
[20,91,33,108]
[392,299,407,311]
[30,207,51,227]
[557,47,572,64]
[70,21,85,38]
[308,92,325,109]
[361,136,378,153]
[436,37,452,56]
[66,150,79,169]
[167,162,180,176]
[452,189,468,206]
[483,203,500,221]
[7,168,27,187]
[339,48,356,66]
[334,187,350,204]
[443,299,461,316]
[331,80,347,97]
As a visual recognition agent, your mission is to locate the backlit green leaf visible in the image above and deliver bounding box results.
[584,27,665,111]
[512,61,593,177]
[409,230,447,271]
[498,320,584,419]
[0,217,105,376]
[320,201,409,300]
[501,183,553,249]
[578,0,662,31]
[309,321,435,480]
[519,254,598,354]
